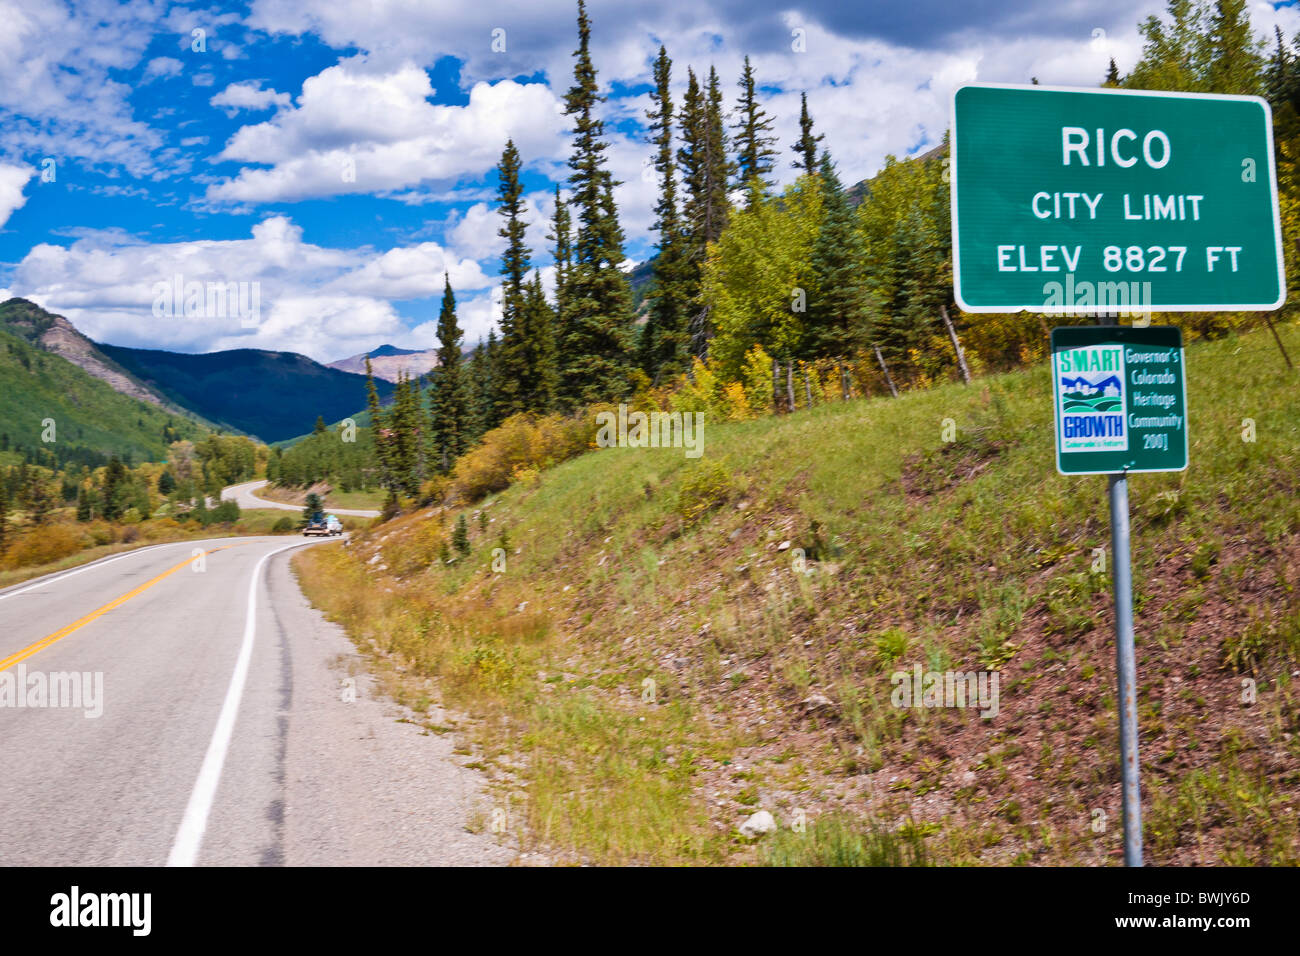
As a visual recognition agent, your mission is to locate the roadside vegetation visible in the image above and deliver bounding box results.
[297,323,1300,866]
[0,431,321,584]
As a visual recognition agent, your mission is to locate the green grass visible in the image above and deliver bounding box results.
[763,814,932,866]
[299,321,1300,866]
[0,324,205,462]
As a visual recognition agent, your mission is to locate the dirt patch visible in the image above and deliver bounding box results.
[900,429,1007,498]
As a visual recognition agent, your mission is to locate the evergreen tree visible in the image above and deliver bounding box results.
[518,271,558,411]
[313,415,327,435]
[102,456,127,521]
[640,45,692,381]
[548,184,573,346]
[733,55,778,192]
[467,330,502,437]
[453,512,471,556]
[809,152,869,359]
[495,139,532,416]
[429,274,471,473]
[386,371,423,496]
[465,340,490,443]
[558,0,636,407]
[1266,26,1298,108]
[791,92,824,174]
[364,357,395,494]
[679,66,735,357]
[157,469,176,496]
[1104,57,1121,87]
[76,485,92,521]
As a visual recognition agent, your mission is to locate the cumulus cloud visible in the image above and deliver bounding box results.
[229,0,1182,216]
[0,162,34,229]
[210,81,292,115]
[144,56,184,81]
[205,60,568,204]
[8,216,489,361]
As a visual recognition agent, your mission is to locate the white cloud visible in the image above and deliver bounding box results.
[211,81,292,115]
[144,56,184,80]
[8,216,491,360]
[0,162,34,229]
[0,0,171,176]
[205,60,568,204]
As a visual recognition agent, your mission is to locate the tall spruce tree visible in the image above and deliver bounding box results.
[558,0,635,407]
[679,66,735,357]
[732,55,778,192]
[495,139,532,416]
[365,357,395,496]
[518,271,558,410]
[429,274,470,473]
[640,45,691,381]
[548,184,573,328]
[791,92,823,173]
[810,152,869,359]
[464,340,490,443]
[386,371,422,496]
[482,328,503,429]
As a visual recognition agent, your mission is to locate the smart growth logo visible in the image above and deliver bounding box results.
[1056,344,1128,453]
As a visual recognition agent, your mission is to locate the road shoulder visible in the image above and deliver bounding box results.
[265,547,515,866]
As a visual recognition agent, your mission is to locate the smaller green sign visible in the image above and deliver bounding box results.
[1051,325,1188,474]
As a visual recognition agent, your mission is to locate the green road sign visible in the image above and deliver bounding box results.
[952,84,1285,313]
[1051,325,1188,475]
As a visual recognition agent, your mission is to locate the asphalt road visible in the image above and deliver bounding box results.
[221,480,382,518]
[0,537,512,866]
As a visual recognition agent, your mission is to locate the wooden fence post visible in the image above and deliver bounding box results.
[941,304,972,385]
[874,345,899,398]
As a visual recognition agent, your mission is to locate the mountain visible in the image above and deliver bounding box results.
[98,344,396,444]
[0,317,206,466]
[0,298,176,410]
[328,344,439,382]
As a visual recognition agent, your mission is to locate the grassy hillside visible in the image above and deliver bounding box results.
[99,343,395,443]
[297,322,1300,866]
[0,325,206,464]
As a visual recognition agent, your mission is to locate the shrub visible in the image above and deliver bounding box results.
[209,500,240,524]
[675,460,734,526]
[272,516,295,533]
[453,413,592,502]
[384,518,445,575]
[3,523,87,569]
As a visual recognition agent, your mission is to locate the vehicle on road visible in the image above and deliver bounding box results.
[303,512,329,536]
[326,514,344,535]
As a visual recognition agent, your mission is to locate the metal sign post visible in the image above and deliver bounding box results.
[1048,321,1187,867]
[1097,316,1142,868]
[1107,468,1143,866]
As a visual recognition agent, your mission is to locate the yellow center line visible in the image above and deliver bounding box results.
[0,546,234,673]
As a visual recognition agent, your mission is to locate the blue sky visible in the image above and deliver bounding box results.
[1,0,1295,362]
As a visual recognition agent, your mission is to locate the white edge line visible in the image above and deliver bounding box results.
[0,541,189,604]
[166,538,320,867]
